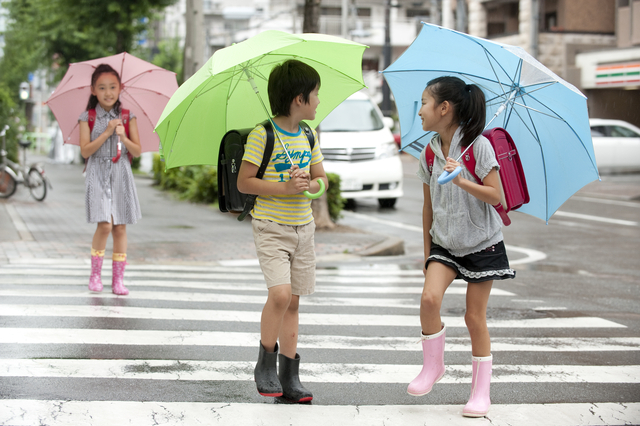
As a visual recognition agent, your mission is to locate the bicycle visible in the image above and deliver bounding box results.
[0,124,52,201]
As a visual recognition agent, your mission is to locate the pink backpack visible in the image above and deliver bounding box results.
[425,127,529,226]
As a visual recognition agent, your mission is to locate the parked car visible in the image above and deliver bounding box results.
[319,91,404,208]
[590,118,640,173]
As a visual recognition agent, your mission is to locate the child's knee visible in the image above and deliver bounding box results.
[268,285,292,310]
[97,222,112,235]
[112,224,126,237]
[464,310,487,331]
[420,291,442,311]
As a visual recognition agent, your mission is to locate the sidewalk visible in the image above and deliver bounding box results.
[0,158,399,265]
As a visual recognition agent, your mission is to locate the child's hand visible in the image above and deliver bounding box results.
[444,157,462,185]
[107,119,122,133]
[288,165,311,193]
[115,124,126,139]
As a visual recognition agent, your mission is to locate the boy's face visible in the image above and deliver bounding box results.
[300,85,320,121]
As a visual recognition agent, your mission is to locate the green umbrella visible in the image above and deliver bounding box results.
[155,30,368,172]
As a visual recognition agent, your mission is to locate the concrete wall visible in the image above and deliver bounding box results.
[560,0,615,33]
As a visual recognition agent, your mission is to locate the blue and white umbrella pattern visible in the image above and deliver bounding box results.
[382,23,600,223]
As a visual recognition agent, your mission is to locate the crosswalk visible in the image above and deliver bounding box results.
[1,259,639,426]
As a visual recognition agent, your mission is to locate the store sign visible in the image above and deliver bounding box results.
[595,62,640,87]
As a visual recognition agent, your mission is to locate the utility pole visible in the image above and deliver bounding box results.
[184,0,205,80]
[530,0,540,58]
[381,0,392,116]
[456,0,467,33]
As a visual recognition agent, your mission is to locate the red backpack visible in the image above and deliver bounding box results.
[425,127,529,226]
[88,108,133,164]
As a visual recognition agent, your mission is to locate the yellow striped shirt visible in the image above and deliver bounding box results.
[242,122,323,225]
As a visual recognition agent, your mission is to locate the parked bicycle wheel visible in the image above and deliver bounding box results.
[28,167,47,201]
[0,168,17,198]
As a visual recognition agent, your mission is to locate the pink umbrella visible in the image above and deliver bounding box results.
[46,52,179,153]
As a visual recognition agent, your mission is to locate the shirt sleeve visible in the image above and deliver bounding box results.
[78,111,89,122]
[416,145,431,185]
[243,125,267,167]
[310,128,324,165]
[473,136,500,181]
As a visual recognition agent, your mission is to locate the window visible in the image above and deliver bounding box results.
[611,126,640,137]
[484,0,519,37]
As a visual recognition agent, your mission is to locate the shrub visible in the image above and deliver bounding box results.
[152,154,344,221]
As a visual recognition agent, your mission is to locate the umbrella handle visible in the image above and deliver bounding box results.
[303,179,326,199]
[112,141,122,163]
[437,166,462,185]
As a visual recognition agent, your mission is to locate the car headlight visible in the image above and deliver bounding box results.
[375,141,398,159]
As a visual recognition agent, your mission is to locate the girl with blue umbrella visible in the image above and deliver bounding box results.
[409,76,516,417]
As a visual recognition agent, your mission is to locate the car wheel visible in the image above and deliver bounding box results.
[344,198,357,210]
[378,198,396,208]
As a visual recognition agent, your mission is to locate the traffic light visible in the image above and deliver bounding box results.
[19,82,30,101]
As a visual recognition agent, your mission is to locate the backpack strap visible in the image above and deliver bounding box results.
[300,121,315,149]
[238,121,275,221]
[460,144,511,226]
[425,143,435,178]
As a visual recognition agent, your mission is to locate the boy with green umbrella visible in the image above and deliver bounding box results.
[237,60,328,403]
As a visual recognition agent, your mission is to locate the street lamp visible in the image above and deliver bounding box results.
[19,82,30,101]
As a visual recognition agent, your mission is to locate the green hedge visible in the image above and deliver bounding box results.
[152,153,344,221]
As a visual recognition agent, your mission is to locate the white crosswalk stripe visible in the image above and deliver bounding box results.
[1,260,638,426]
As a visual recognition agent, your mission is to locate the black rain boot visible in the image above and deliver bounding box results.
[254,341,283,397]
[278,353,313,403]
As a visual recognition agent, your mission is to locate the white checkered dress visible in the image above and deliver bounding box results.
[79,104,142,225]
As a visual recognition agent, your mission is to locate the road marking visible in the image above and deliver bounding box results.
[0,305,626,328]
[3,204,34,241]
[0,285,515,301]
[1,358,639,384]
[2,329,636,350]
[571,195,640,208]
[554,210,639,226]
[1,400,638,426]
[343,211,547,264]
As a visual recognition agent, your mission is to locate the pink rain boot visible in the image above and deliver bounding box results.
[111,258,129,296]
[89,255,104,292]
[407,323,446,396]
[462,355,493,417]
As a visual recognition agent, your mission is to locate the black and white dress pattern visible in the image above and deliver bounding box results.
[79,104,142,225]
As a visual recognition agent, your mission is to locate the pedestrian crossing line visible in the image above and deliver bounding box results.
[0,285,515,302]
[0,305,626,328]
[0,268,429,284]
[1,328,637,352]
[1,400,637,426]
[2,358,639,384]
[0,289,421,309]
[2,261,428,276]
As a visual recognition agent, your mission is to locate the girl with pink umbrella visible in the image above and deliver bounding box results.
[79,64,142,296]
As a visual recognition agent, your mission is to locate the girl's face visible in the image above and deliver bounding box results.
[300,85,320,121]
[418,88,442,133]
[91,72,121,111]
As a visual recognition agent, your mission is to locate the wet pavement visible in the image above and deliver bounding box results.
[0,157,398,266]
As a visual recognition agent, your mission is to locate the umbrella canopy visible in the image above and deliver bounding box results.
[155,30,368,170]
[382,23,599,223]
[46,52,179,153]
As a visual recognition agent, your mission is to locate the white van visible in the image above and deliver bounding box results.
[319,91,404,208]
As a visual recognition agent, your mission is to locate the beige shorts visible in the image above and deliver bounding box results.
[252,218,316,296]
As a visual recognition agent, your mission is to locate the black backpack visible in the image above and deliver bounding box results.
[217,120,316,221]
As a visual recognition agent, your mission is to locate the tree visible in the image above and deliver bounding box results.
[303,0,321,33]
[0,0,178,86]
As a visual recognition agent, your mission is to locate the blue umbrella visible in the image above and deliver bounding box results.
[382,23,599,223]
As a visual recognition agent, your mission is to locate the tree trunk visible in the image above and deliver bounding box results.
[303,0,321,33]
[312,193,335,229]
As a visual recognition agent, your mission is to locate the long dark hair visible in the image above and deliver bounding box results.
[426,76,485,147]
[86,64,122,113]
